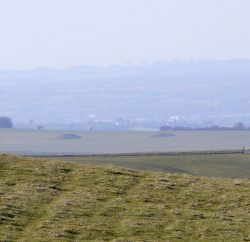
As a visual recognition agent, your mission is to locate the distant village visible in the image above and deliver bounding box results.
[1,116,250,132]
[160,122,249,131]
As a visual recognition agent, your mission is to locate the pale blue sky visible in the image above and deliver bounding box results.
[0,0,250,69]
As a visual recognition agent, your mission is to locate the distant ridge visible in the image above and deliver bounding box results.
[1,59,250,126]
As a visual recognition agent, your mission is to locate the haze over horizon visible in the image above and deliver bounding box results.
[1,60,250,129]
[1,1,250,129]
[1,0,250,70]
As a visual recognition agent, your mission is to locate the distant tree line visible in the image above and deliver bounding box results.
[160,122,248,131]
[0,117,13,128]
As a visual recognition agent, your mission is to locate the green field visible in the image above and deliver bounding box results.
[2,129,250,179]
[49,153,250,179]
[1,129,250,154]
[1,154,250,241]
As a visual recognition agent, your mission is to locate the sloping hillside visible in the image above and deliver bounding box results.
[0,154,250,241]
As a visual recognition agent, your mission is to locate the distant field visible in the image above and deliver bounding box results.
[1,129,250,154]
[2,129,250,179]
[1,154,250,241]
[50,153,250,179]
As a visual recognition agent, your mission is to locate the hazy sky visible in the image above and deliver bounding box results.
[0,0,250,69]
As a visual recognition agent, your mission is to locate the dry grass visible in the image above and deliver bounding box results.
[0,154,250,241]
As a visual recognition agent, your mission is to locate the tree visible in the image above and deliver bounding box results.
[233,122,245,130]
[0,117,13,128]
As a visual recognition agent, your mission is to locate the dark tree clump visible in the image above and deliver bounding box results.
[0,117,13,128]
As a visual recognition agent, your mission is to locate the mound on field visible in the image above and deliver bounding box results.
[151,132,174,138]
[0,154,250,241]
[57,133,82,140]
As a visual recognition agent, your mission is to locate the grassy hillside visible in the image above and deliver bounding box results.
[0,154,250,241]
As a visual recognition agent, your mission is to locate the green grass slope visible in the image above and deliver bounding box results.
[52,153,250,179]
[0,154,250,241]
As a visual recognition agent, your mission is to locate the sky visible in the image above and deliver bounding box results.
[0,0,250,70]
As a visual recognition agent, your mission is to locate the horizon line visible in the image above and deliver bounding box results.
[1,58,250,72]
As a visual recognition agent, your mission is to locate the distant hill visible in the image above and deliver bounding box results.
[0,154,250,241]
[1,60,250,127]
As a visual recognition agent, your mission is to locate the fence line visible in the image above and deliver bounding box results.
[3,148,250,157]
